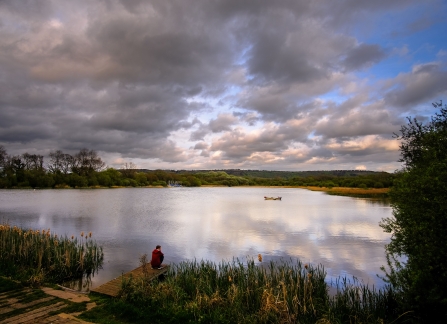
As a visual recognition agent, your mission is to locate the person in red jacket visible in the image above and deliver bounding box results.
[150,245,164,269]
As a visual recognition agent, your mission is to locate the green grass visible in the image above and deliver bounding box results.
[0,288,30,300]
[15,289,47,303]
[0,276,23,293]
[48,300,88,315]
[78,298,139,324]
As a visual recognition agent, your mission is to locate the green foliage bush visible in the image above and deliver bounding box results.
[381,104,447,322]
[374,182,384,188]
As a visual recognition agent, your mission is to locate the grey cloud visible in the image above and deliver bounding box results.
[281,143,400,170]
[314,106,398,139]
[238,90,297,121]
[316,0,423,28]
[208,121,311,161]
[385,63,447,108]
[210,129,288,160]
[325,144,385,158]
[244,21,355,86]
[342,44,387,71]
[407,16,434,33]
[233,112,260,126]
[204,111,399,167]
[178,117,201,130]
[412,62,441,74]
[0,0,53,21]
[210,0,310,19]
[0,125,53,143]
[0,0,442,170]
[1,1,233,88]
[88,86,194,134]
[190,114,237,141]
[84,3,233,87]
[247,33,326,84]
[194,142,208,150]
[328,149,400,165]
[193,142,210,157]
[208,114,237,132]
[187,86,203,96]
[0,82,65,110]
[238,88,325,123]
[190,128,208,142]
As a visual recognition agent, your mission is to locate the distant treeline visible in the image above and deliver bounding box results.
[0,146,394,189]
[171,168,383,179]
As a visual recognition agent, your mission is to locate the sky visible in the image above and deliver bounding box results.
[0,0,446,172]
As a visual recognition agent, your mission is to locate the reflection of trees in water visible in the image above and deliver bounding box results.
[363,198,390,206]
[61,274,93,293]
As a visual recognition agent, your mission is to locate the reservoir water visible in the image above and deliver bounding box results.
[0,187,392,290]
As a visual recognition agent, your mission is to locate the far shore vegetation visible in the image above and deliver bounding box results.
[0,146,393,198]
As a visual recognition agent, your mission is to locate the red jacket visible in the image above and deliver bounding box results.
[151,249,164,267]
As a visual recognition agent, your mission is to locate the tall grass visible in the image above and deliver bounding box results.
[118,258,405,323]
[0,222,103,284]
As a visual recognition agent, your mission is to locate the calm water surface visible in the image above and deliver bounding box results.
[0,187,392,290]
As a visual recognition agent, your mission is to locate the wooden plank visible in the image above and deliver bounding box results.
[0,297,55,315]
[90,264,169,297]
[2,302,65,324]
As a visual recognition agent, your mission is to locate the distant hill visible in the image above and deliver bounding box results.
[139,169,388,179]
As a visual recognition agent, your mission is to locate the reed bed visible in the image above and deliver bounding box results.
[0,223,104,284]
[118,258,402,323]
[304,186,390,199]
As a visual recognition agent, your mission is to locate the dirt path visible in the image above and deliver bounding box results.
[0,286,96,323]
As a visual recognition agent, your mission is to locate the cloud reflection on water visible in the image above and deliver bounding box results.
[0,188,392,288]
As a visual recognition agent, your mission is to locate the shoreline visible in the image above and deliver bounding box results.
[197,184,390,194]
[2,185,390,198]
[300,186,389,194]
[2,185,390,193]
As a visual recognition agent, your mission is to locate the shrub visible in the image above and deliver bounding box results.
[381,104,447,322]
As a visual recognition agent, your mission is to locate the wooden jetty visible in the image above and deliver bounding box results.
[91,264,169,297]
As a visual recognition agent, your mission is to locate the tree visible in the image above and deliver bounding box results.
[380,102,447,322]
[48,150,74,174]
[22,153,44,170]
[2,155,26,184]
[0,145,6,170]
[72,149,105,176]
[120,162,137,178]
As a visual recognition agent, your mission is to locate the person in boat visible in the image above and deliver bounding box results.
[151,245,164,269]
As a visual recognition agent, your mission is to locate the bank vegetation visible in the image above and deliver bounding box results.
[79,258,403,323]
[0,146,393,192]
[0,223,103,286]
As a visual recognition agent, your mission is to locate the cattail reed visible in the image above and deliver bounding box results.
[0,222,103,284]
[118,257,400,323]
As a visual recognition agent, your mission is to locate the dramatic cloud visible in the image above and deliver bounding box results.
[0,0,446,171]
[342,44,387,71]
[385,63,447,109]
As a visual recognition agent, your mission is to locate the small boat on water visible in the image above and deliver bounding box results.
[264,196,282,200]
